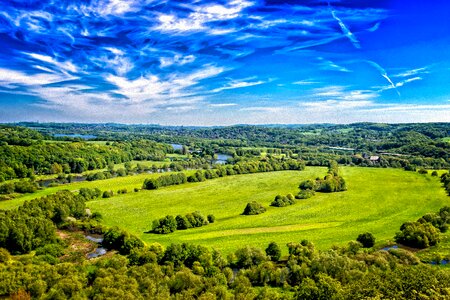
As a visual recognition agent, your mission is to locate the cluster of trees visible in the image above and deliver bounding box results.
[395,207,450,248]
[2,236,450,299]
[143,173,187,190]
[0,190,88,254]
[441,172,450,195]
[242,201,266,215]
[271,194,295,207]
[143,158,305,190]
[103,227,144,255]
[0,126,175,181]
[151,211,214,234]
[299,161,347,194]
[0,180,38,194]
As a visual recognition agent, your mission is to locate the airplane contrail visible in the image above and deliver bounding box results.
[366,60,401,96]
[328,1,361,49]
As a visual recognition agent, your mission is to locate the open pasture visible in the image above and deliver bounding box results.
[88,167,449,254]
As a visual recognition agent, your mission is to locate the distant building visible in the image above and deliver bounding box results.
[369,156,380,162]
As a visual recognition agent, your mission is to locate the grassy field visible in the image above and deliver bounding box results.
[87,167,450,255]
[0,170,197,210]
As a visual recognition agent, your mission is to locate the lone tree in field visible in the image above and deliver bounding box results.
[356,232,376,248]
[265,242,281,261]
[242,201,266,215]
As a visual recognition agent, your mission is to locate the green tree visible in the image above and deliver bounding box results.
[265,242,281,262]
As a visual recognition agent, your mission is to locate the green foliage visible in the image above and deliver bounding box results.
[152,215,177,234]
[395,221,440,248]
[296,189,315,199]
[207,214,215,223]
[242,201,266,215]
[418,168,428,174]
[103,226,144,255]
[0,191,86,254]
[265,242,281,261]
[234,246,267,268]
[356,232,376,248]
[0,247,10,263]
[143,172,187,190]
[153,211,211,234]
[35,243,65,257]
[79,187,101,200]
[271,194,295,207]
[299,162,346,193]
[0,180,38,195]
[102,190,114,198]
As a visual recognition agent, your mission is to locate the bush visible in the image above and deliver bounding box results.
[242,201,266,215]
[102,190,114,198]
[431,170,438,177]
[356,232,376,248]
[207,214,216,223]
[176,215,192,230]
[265,242,281,261]
[271,194,295,207]
[35,243,65,258]
[395,221,440,248]
[0,248,10,263]
[152,215,177,234]
[296,189,315,199]
[418,169,428,174]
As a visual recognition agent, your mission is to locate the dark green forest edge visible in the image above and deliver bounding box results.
[0,123,450,299]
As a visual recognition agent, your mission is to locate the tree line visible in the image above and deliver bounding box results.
[150,211,215,234]
[143,158,306,190]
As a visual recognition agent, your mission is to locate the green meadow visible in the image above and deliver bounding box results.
[87,167,450,255]
[0,170,197,210]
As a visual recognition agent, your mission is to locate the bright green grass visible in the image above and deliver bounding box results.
[0,170,196,210]
[442,137,450,143]
[87,167,450,255]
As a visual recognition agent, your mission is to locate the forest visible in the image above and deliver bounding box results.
[0,123,449,299]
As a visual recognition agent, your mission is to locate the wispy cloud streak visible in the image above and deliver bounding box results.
[328,1,361,49]
[366,60,400,96]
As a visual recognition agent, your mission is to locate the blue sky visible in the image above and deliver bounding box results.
[0,0,449,125]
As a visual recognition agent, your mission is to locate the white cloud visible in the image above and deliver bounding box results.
[160,54,196,68]
[292,80,320,85]
[155,0,253,33]
[393,67,429,78]
[239,106,284,113]
[212,78,266,93]
[209,103,238,107]
[106,65,224,105]
[0,67,76,88]
[26,53,78,73]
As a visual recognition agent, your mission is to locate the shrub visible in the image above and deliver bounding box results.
[271,194,295,207]
[265,242,281,261]
[395,221,440,248]
[102,190,114,198]
[242,201,266,215]
[431,170,438,177]
[207,214,216,223]
[356,232,376,248]
[152,215,177,234]
[176,215,192,230]
[418,169,428,174]
[0,248,11,263]
[296,189,315,199]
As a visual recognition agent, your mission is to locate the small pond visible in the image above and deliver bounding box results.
[171,143,183,150]
[214,153,232,164]
[85,234,107,259]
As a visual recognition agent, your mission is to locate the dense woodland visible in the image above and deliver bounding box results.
[0,123,450,299]
[1,123,449,184]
